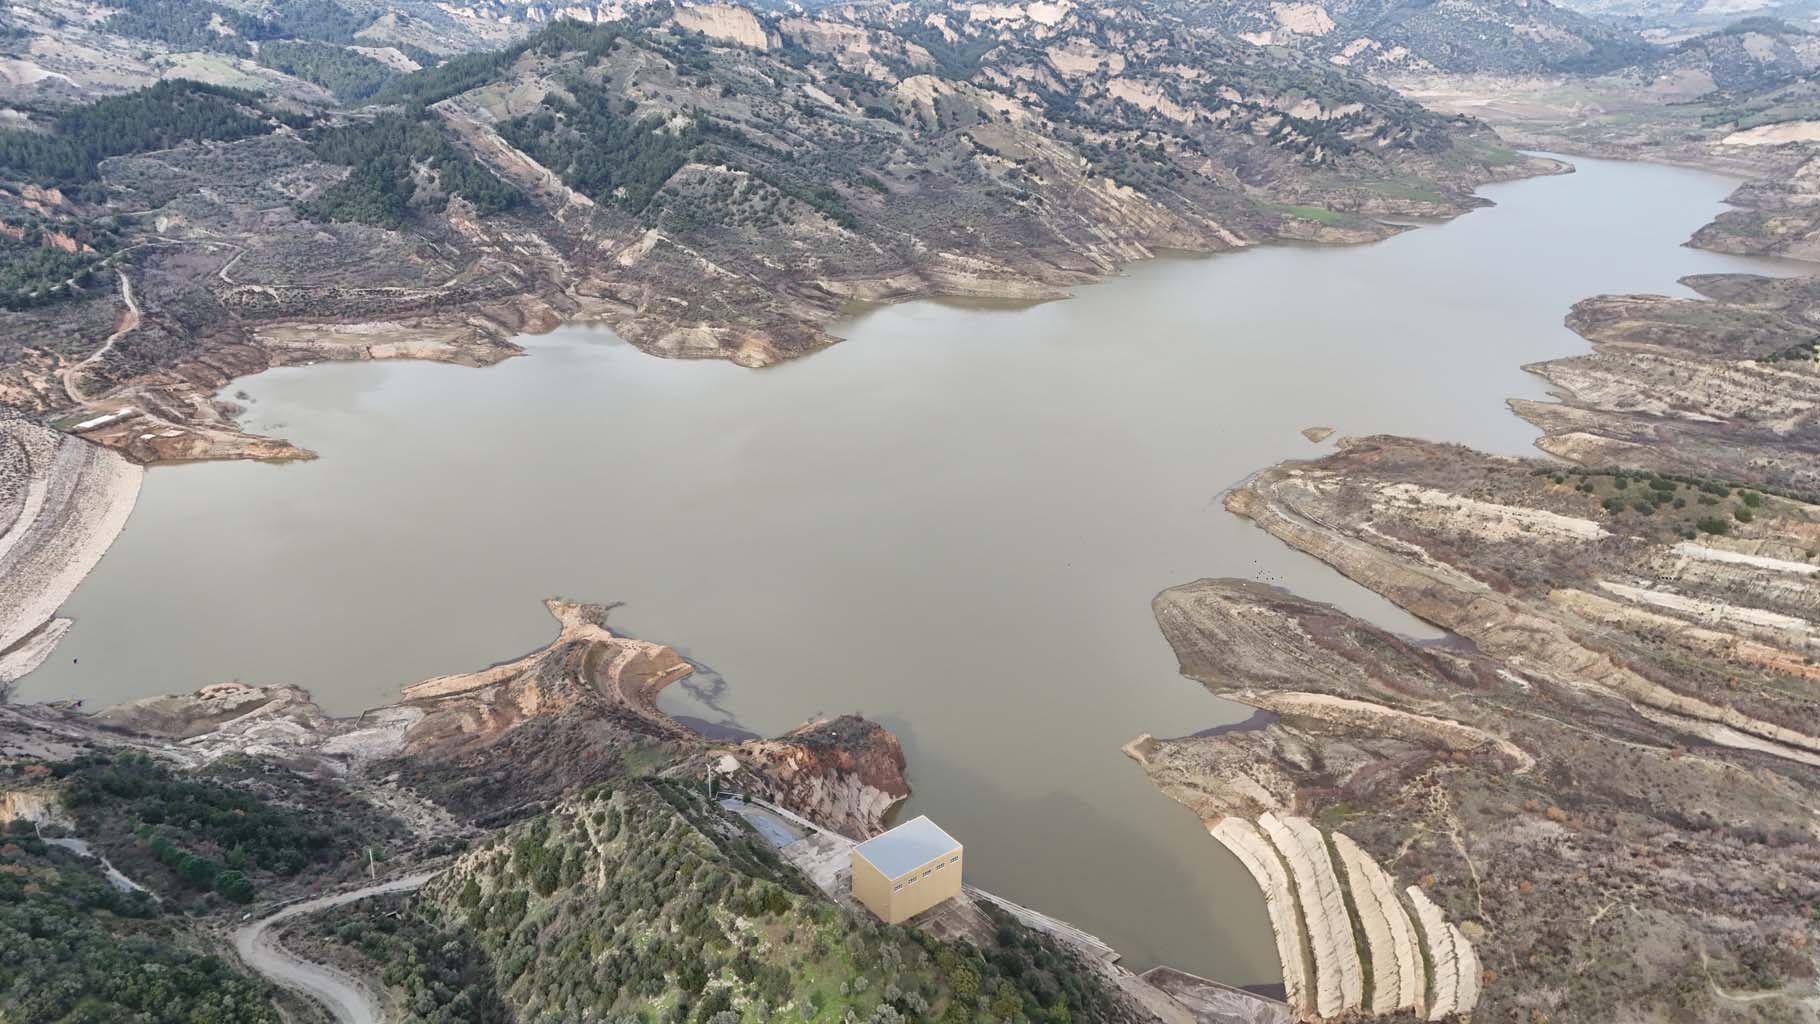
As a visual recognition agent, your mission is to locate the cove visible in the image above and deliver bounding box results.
[18,154,1794,986]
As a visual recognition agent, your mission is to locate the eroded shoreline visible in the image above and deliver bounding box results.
[0,154,1571,697]
[3,597,1291,1024]
[1138,238,1820,1019]
[4,152,1790,1001]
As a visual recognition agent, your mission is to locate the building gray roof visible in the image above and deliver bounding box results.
[854,815,961,879]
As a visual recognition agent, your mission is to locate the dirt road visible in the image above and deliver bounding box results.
[233,871,438,1024]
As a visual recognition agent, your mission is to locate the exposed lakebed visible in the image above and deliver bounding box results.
[19,154,1792,985]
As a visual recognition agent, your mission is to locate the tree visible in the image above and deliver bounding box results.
[177,853,219,889]
[216,870,256,904]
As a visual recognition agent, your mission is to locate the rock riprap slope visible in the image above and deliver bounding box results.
[1204,811,1468,1021]
[0,415,140,685]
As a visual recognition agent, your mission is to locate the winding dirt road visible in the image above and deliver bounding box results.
[234,871,439,1024]
[61,269,139,404]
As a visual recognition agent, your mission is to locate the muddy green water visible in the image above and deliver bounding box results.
[20,154,1793,985]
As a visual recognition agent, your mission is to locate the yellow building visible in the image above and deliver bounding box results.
[851,816,963,924]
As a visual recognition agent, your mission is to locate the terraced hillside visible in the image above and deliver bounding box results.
[1128,458,1812,1018]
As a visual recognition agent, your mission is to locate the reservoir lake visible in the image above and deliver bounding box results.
[20,153,1794,986]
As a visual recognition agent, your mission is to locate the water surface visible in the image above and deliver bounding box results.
[20,154,1792,985]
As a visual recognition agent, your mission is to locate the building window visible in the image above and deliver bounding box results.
[907,876,917,885]
[893,884,903,892]
[934,863,943,871]
[922,870,932,878]
[948,855,959,864]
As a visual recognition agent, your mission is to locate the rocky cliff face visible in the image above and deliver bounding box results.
[735,715,911,838]
[0,786,69,827]
[671,3,778,48]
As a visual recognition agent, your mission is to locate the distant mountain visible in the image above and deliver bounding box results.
[1549,0,1820,42]
[1162,0,1658,74]
[1655,16,1820,89]
[0,0,1667,104]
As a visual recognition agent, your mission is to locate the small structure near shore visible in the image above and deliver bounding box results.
[851,815,962,924]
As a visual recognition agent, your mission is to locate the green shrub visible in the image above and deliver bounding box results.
[216,870,256,904]
[0,837,279,1023]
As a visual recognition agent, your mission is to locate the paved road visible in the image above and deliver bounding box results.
[234,871,439,1024]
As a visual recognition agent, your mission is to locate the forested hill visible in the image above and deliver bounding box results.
[1,755,1157,1024]
[298,780,1149,1024]
[0,81,274,193]
[0,751,409,1024]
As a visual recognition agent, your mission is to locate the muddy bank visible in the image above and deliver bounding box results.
[18,154,1788,987]
[28,164,1559,472]
[54,298,541,466]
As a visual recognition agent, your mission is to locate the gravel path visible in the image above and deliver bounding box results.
[234,871,439,1024]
